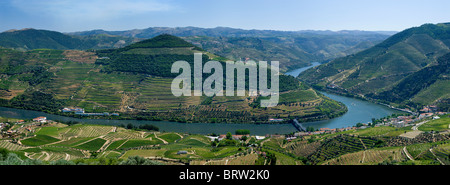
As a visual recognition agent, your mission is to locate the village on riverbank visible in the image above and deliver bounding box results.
[0,98,448,166]
[0,103,448,141]
[286,105,448,140]
[1,104,448,144]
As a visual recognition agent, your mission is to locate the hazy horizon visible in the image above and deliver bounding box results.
[1,0,449,33]
[1,26,404,34]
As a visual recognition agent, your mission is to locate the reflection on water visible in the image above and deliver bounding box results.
[302,92,403,130]
[0,62,404,135]
[0,106,297,135]
[0,92,402,135]
[284,62,321,77]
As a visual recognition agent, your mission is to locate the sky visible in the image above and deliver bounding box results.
[0,0,449,32]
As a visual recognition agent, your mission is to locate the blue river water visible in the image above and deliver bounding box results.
[0,62,403,135]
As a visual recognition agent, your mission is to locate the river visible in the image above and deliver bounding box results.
[0,62,403,135]
[284,62,321,77]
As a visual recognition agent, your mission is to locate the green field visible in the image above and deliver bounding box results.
[1,117,449,165]
[419,116,450,132]
[118,139,163,149]
[21,135,60,146]
[352,125,413,137]
[158,133,182,143]
[74,138,107,151]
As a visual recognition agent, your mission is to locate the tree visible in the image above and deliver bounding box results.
[267,152,277,165]
[0,153,44,165]
[126,123,134,130]
[226,132,233,140]
[306,126,315,132]
[50,159,75,165]
[119,156,163,165]
[248,137,256,145]
[241,135,248,141]
[308,135,316,143]
[138,124,159,131]
[0,148,9,161]
[235,129,250,135]
[218,138,238,147]
[211,139,218,147]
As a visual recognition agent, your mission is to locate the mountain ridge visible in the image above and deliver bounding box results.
[0,28,137,51]
[0,34,347,124]
[0,27,391,72]
[68,26,397,38]
[298,23,450,110]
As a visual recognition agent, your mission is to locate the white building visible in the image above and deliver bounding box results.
[32,116,47,123]
[205,136,219,142]
[255,136,266,140]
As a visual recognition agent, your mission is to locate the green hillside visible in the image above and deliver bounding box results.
[96,34,210,78]
[1,114,450,165]
[73,27,391,72]
[0,28,389,73]
[184,36,316,72]
[368,53,450,106]
[298,23,450,109]
[0,29,136,51]
[184,34,386,72]
[0,34,346,124]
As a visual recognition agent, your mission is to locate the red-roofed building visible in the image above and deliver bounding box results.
[33,116,47,123]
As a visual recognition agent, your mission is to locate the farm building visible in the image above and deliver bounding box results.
[62,107,85,113]
[32,117,47,123]
[177,150,188,155]
[255,136,265,140]
[206,136,219,141]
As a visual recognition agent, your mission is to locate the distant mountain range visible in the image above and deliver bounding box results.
[298,23,450,110]
[70,26,394,72]
[1,24,447,110]
[0,28,138,51]
[0,27,393,72]
[69,26,396,38]
[0,33,347,123]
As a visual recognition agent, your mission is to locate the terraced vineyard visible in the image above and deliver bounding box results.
[103,129,146,140]
[7,123,170,161]
[307,135,383,164]
[74,138,108,151]
[1,114,449,165]
[419,116,450,132]
[0,140,29,151]
[431,143,450,165]
[190,153,259,165]
[25,147,86,161]
[61,125,114,138]
[0,122,254,164]
[0,33,347,124]
[406,143,434,159]
[323,147,406,165]
[20,135,60,146]
[158,133,182,143]
[285,140,321,157]
[352,126,413,137]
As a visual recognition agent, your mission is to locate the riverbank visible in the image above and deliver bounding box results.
[0,89,403,135]
[0,63,406,135]
[0,102,345,126]
[307,85,414,115]
[0,106,299,135]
